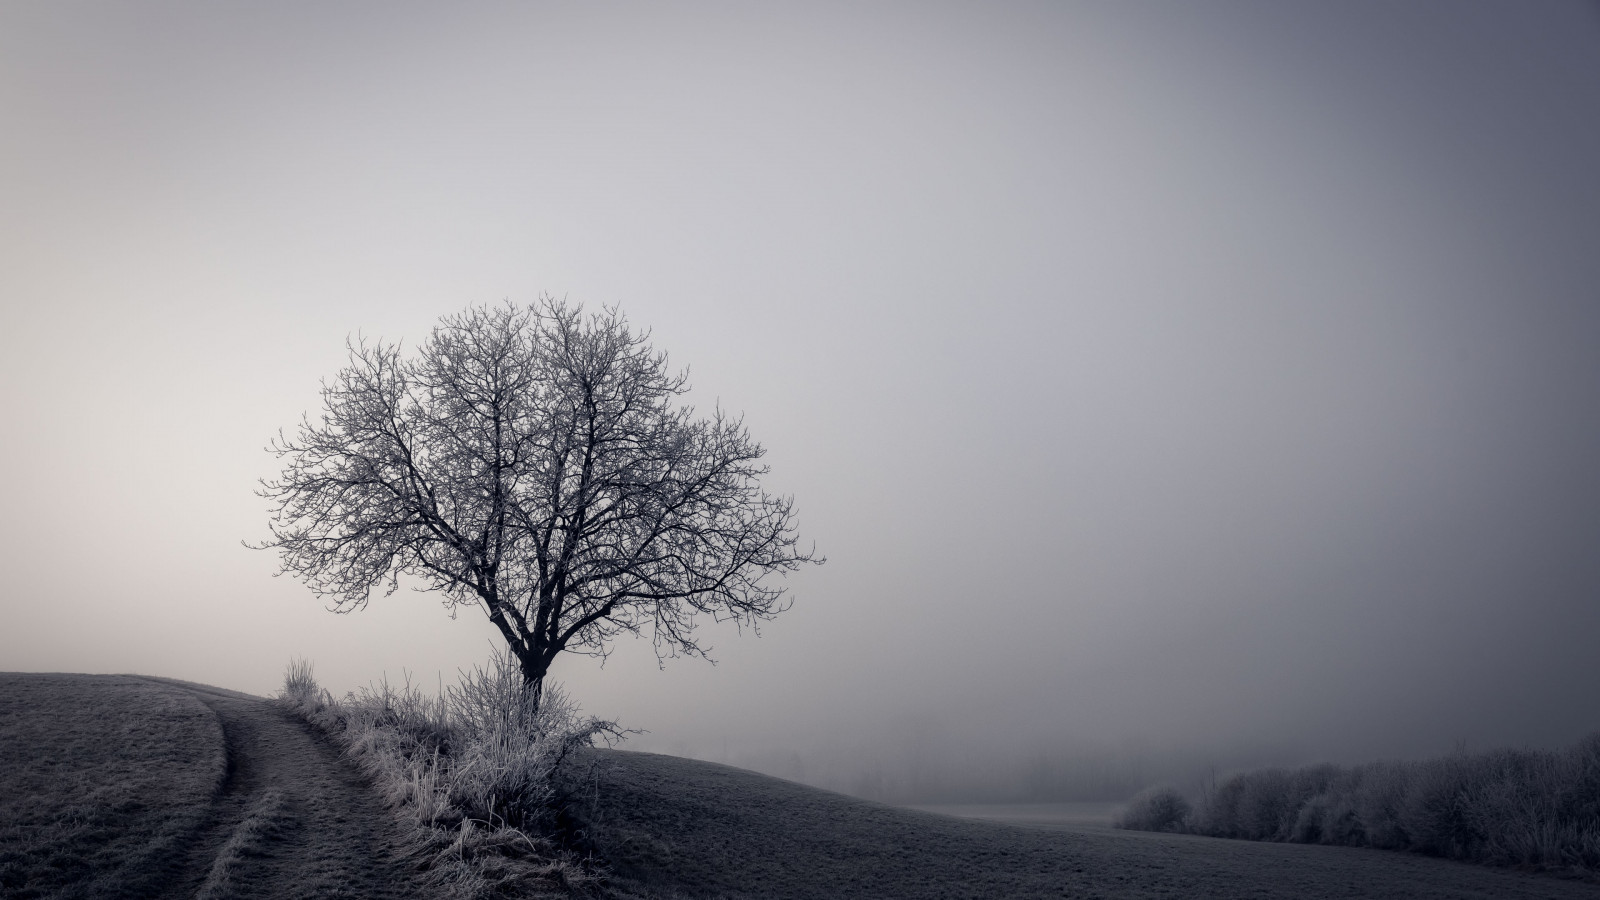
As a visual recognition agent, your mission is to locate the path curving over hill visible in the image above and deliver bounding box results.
[577,749,1600,900]
[139,677,433,900]
[0,673,434,900]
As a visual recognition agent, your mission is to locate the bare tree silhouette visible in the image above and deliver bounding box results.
[255,298,819,706]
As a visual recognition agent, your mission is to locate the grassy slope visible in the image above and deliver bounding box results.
[574,750,1600,900]
[0,673,227,899]
[7,675,1599,900]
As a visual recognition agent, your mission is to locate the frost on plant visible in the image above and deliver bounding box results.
[277,653,621,898]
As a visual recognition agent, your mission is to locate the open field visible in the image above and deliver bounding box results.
[908,802,1125,829]
[6,673,1600,899]
[0,674,225,898]
[575,750,1600,900]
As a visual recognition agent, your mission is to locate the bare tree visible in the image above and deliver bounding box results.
[255,298,818,707]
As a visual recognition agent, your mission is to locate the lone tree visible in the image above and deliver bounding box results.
[256,298,817,706]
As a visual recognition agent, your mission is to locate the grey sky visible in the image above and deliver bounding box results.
[3,1,1599,794]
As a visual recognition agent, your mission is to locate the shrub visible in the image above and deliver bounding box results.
[277,653,621,899]
[1349,761,1412,850]
[1173,735,1600,876]
[1194,772,1245,838]
[1236,767,1297,840]
[1397,754,1480,858]
[1289,793,1331,843]
[1116,785,1191,832]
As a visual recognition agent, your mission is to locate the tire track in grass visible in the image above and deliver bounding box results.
[195,788,288,900]
[141,678,436,900]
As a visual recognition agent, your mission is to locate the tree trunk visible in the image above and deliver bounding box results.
[514,649,547,713]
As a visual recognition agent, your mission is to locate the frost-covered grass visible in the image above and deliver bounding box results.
[278,654,619,899]
[568,749,1600,900]
[0,674,228,899]
[1117,735,1600,876]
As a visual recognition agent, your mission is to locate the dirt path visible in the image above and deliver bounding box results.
[139,678,433,900]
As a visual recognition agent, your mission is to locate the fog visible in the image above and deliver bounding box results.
[4,1,1599,803]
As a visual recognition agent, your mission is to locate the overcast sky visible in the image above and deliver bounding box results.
[4,1,1599,796]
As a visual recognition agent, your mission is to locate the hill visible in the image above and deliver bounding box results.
[3,673,1598,900]
[0,673,430,900]
[575,749,1600,900]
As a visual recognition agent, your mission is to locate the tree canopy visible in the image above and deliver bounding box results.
[256,298,817,702]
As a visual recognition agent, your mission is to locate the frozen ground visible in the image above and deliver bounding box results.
[0,673,433,900]
[577,750,1600,900]
[5,674,1598,900]
[906,801,1125,829]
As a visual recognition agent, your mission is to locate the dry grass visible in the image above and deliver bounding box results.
[1119,734,1600,877]
[0,673,228,899]
[277,654,618,899]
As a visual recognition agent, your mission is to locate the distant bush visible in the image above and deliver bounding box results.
[1116,785,1191,832]
[1121,735,1600,876]
[279,654,620,899]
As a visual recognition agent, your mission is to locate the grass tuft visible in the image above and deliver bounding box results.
[277,653,621,899]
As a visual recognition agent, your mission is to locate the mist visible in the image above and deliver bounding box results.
[3,1,1599,804]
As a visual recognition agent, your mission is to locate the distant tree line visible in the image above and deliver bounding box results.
[1119,733,1600,874]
